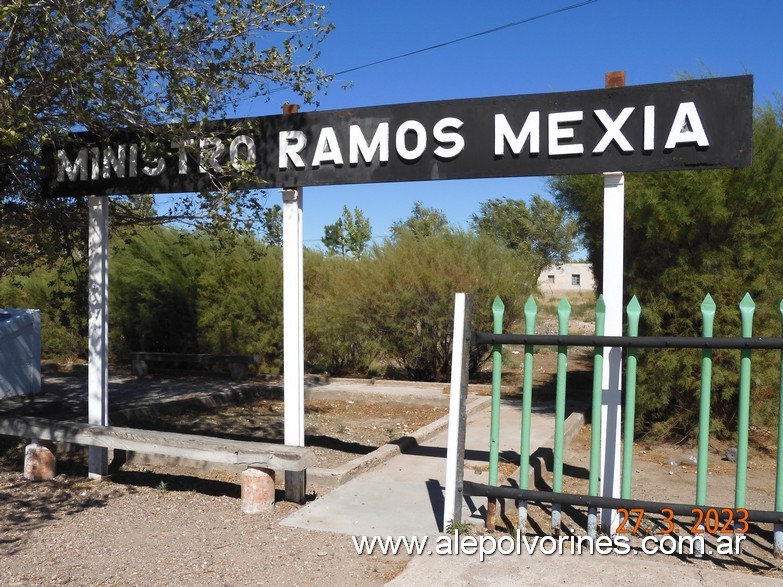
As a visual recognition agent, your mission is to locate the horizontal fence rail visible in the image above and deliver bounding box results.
[474,333,783,350]
[462,482,783,525]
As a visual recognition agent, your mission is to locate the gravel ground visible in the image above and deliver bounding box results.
[0,469,409,586]
[0,396,445,586]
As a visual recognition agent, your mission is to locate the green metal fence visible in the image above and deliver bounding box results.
[469,292,783,558]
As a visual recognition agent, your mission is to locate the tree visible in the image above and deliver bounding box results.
[321,205,372,257]
[471,195,579,281]
[390,201,449,240]
[550,101,783,438]
[0,1,332,358]
[0,1,333,274]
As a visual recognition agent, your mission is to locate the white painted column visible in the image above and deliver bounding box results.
[600,171,624,533]
[282,188,305,447]
[443,293,471,530]
[88,195,109,479]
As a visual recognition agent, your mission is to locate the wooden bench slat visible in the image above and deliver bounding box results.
[0,416,313,471]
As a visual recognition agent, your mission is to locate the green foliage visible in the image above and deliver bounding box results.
[472,195,579,282]
[304,251,376,375]
[110,227,200,354]
[0,2,332,352]
[110,226,284,370]
[0,264,83,361]
[321,206,372,257]
[389,201,449,240]
[550,102,783,439]
[195,234,283,370]
[360,230,533,380]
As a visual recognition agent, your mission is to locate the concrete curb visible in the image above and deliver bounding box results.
[308,396,492,489]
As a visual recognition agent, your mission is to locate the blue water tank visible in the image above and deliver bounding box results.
[0,309,42,398]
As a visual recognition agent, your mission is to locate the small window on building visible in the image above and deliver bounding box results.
[571,274,581,286]
[547,275,555,284]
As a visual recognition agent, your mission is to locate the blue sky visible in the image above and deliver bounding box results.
[234,0,783,248]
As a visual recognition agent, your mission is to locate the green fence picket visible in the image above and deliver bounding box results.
[518,296,538,532]
[735,293,755,512]
[697,294,716,507]
[487,296,504,529]
[552,297,571,535]
[587,295,606,538]
[621,296,641,500]
[775,301,783,558]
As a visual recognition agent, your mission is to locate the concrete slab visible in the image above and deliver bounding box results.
[281,399,586,536]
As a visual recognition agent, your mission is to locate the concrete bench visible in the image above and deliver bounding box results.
[0,416,313,513]
[128,352,260,381]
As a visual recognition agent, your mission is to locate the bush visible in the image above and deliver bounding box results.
[359,230,534,381]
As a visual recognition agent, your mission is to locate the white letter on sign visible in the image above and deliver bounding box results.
[549,111,584,156]
[593,107,635,153]
[312,127,344,168]
[665,102,709,150]
[279,130,307,169]
[57,148,89,181]
[494,112,540,156]
[433,117,465,160]
[396,120,427,161]
[350,123,389,165]
[230,135,256,171]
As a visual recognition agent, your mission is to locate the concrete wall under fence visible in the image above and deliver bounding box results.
[0,309,42,398]
[537,263,595,295]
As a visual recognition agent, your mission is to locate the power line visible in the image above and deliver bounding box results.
[331,0,599,78]
[259,0,598,99]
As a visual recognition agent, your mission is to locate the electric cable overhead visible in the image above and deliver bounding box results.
[257,0,599,100]
[331,0,599,77]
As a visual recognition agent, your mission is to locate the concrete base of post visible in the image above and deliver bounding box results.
[241,467,276,514]
[24,441,56,481]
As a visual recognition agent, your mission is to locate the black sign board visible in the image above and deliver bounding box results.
[43,76,753,197]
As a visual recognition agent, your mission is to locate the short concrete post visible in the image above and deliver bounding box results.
[241,467,276,514]
[24,440,56,481]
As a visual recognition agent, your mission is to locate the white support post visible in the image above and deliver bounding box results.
[600,171,624,533]
[88,195,109,479]
[282,187,306,503]
[443,293,472,530]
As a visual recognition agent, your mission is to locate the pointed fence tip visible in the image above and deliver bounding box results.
[739,292,755,310]
[701,293,716,314]
[627,295,641,312]
[596,294,606,313]
[493,295,505,312]
[525,295,538,312]
[558,297,572,311]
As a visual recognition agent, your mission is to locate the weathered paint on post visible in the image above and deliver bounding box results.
[518,295,537,532]
[486,295,504,530]
[588,295,606,538]
[87,195,109,479]
[552,297,571,535]
[621,296,641,500]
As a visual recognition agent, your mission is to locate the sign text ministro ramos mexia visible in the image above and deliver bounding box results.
[43,76,753,197]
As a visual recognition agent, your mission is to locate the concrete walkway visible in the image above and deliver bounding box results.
[282,396,585,536]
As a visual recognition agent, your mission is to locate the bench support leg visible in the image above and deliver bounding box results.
[285,470,307,505]
[24,440,56,481]
[241,467,276,514]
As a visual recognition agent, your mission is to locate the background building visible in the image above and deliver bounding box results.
[537,263,595,296]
